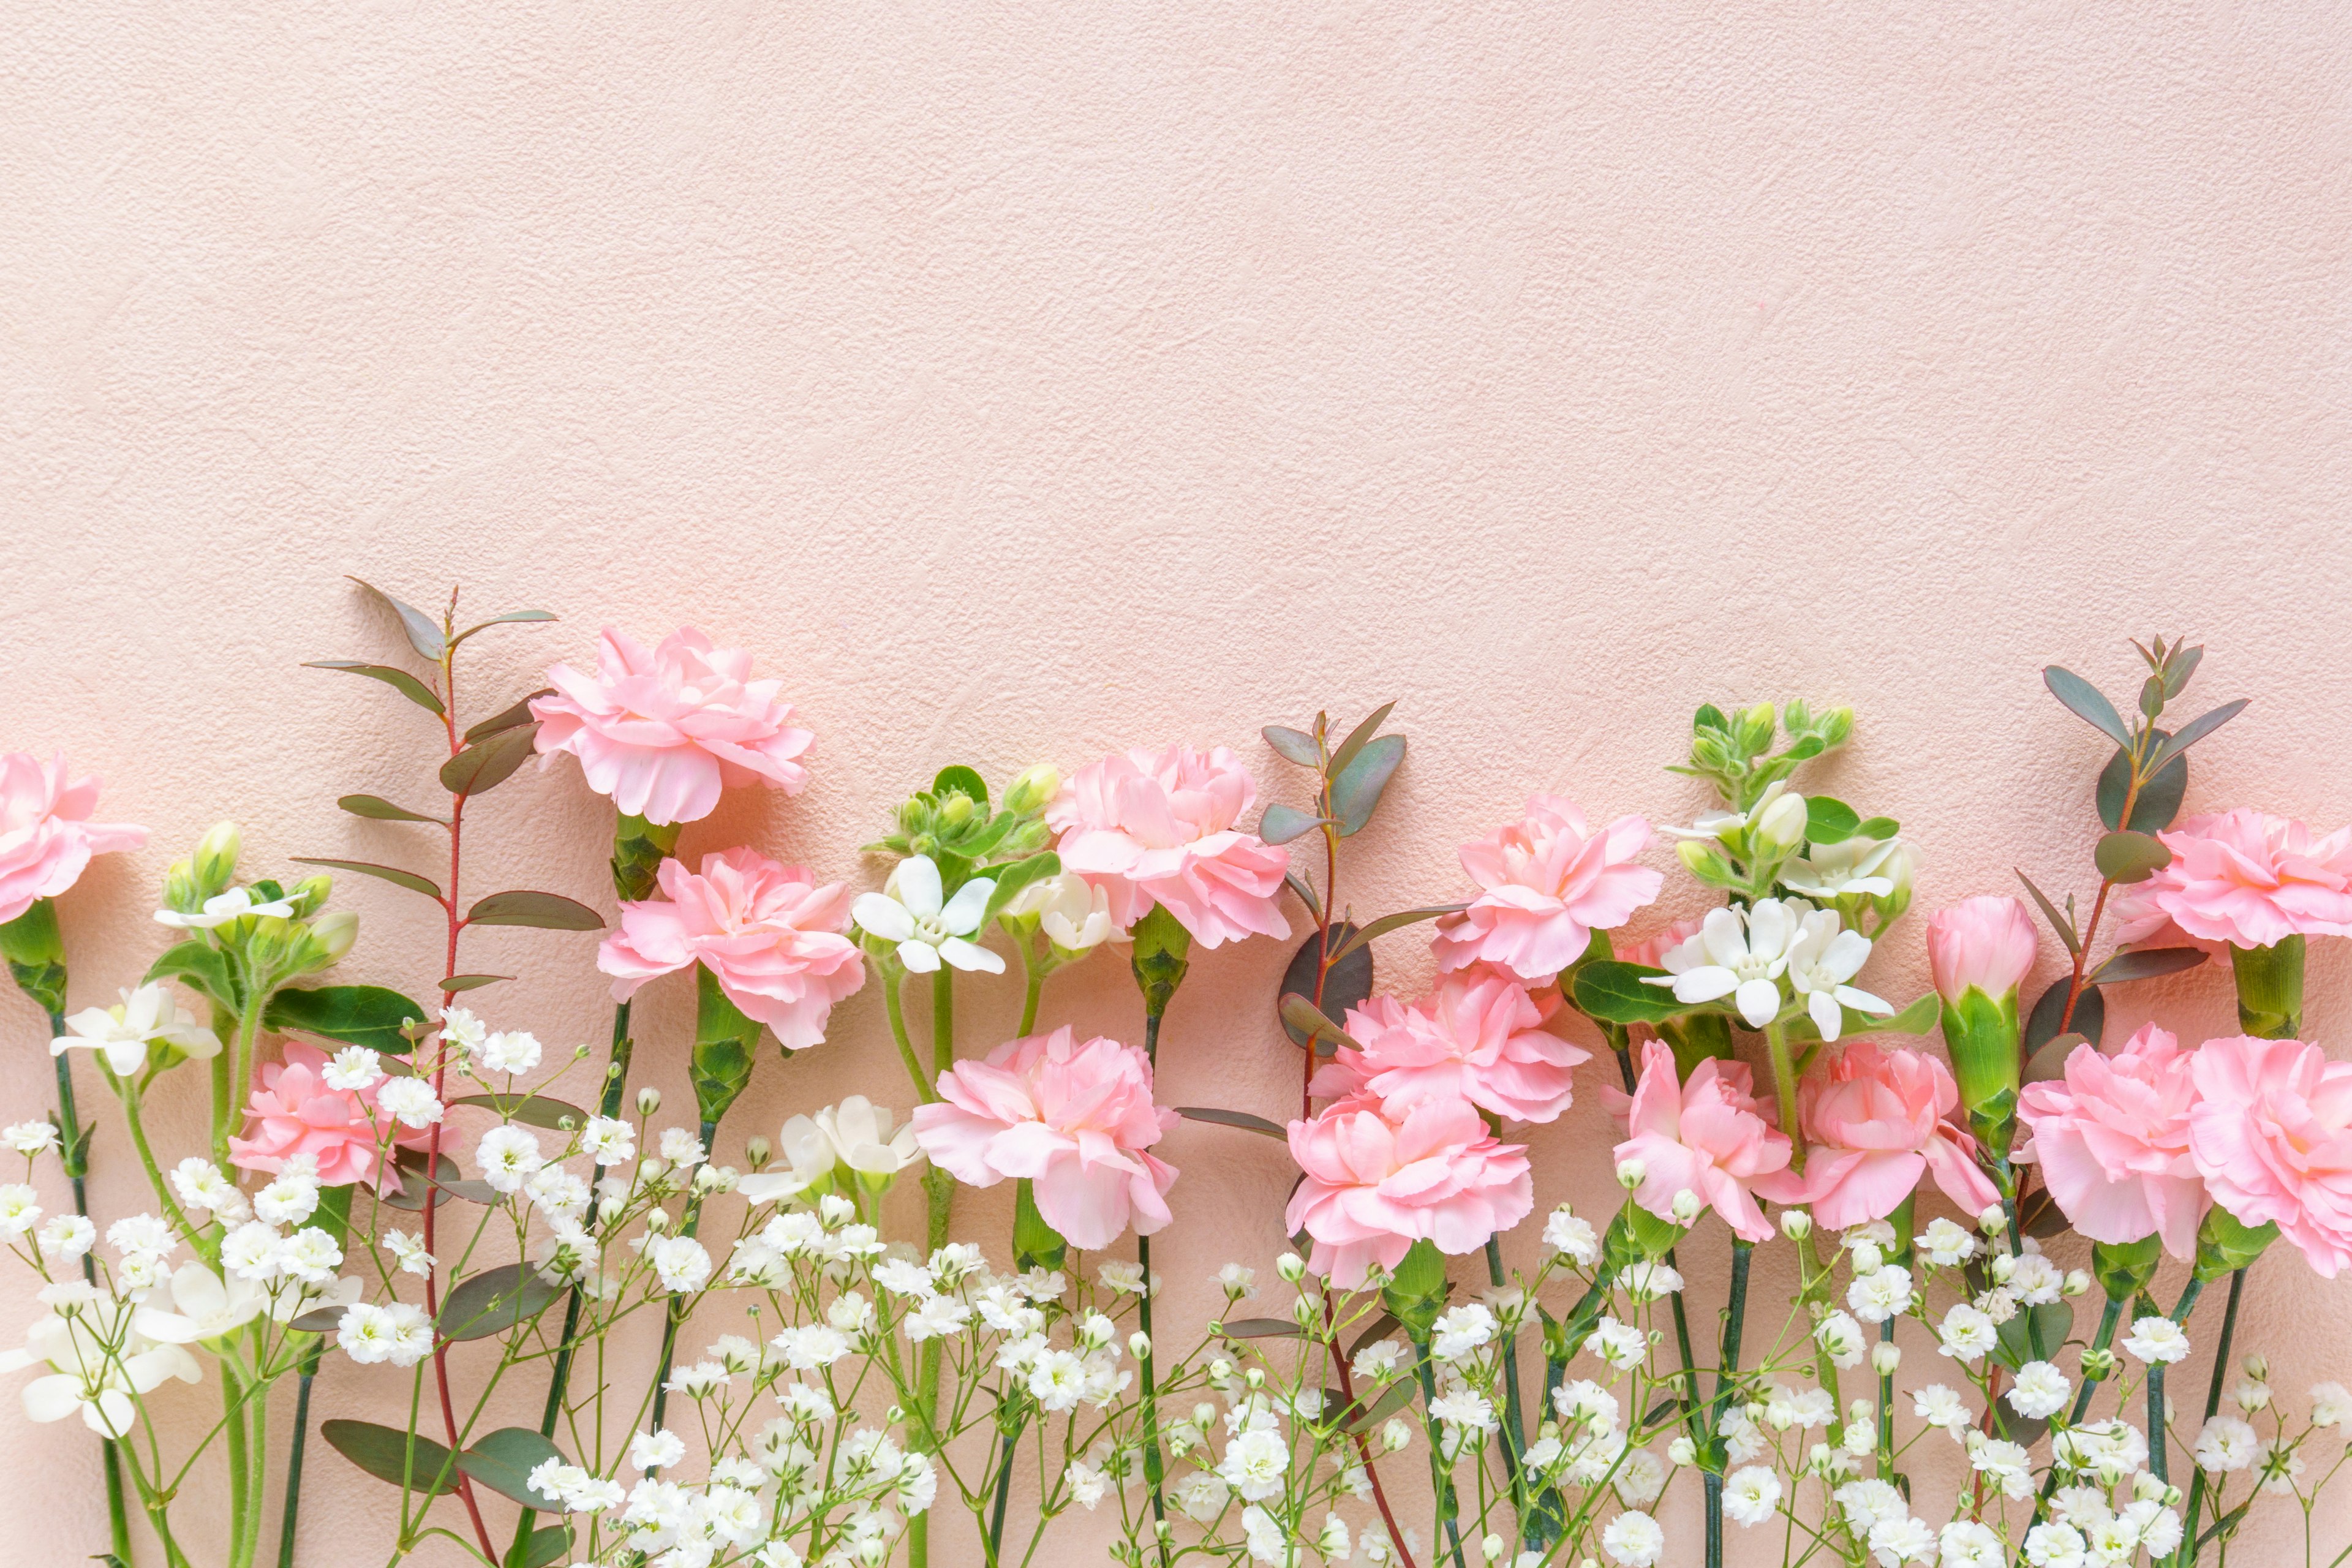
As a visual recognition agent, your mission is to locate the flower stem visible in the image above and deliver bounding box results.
[2176,1267,2248,1566]
[1705,1240,1754,1568]
[908,969,957,1568]
[646,1117,719,1444]
[2032,1294,2125,1525]
[1483,1234,1530,1535]
[45,1009,132,1563]
[2150,1274,2207,1488]
[1136,1005,1170,1565]
[277,1364,317,1568]
[1413,1338,1469,1568]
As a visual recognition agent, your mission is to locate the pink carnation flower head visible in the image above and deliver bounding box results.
[531,627,814,826]
[1338,965,1589,1124]
[1431,796,1662,983]
[911,1027,1177,1250]
[1046,745,1291,948]
[1754,1042,1999,1229]
[2188,1034,2352,1277]
[2118,810,2352,951]
[1618,915,1705,971]
[228,1039,431,1191]
[1284,1093,1532,1289]
[1604,1039,1792,1242]
[598,848,865,1050]
[0,753,145,925]
[1927,895,2038,1001]
[2016,1024,2207,1259]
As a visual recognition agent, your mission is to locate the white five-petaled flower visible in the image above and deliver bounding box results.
[851,855,1003,974]
[154,884,300,929]
[1642,899,1806,1029]
[1781,907,1893,1041]
[52,984,221,1076]
[132,1262,269,1344]
[1779,835,1910,901]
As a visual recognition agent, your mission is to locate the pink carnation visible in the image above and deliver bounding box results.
[599,848,865,1050]
[2188,1034,2352,1277]
[531,627,813,826]
[228,1040,432,1191]
[1431,796,1662,982]
[1754,1042,1999,1229]
[2111,810,2352,951]
[1046,745,1291,948]
[1926,895,2038,1001]
[911,1027,1177,1250]
[2015,1024,2207,1259]
[1284,1092,1532,1288]
[0,753,145,925]
[1604,1039,1792,1243]
[1618,915,1705,971]
[1333,965,1588,1124]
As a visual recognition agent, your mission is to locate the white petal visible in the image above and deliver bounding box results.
[896,940,941,974]
[938,937,1006,975]
[1735,978,1783,1030]
[102,1039,149,1077]
[87,1389,136,1438]
[1698,907,1750,968]
[1669,968,1741,1005]
[1822,930,1874,984]
[1834,986,1894,1016]
[892,857,944,920]
[1808,989,1843,1042]
[940,878,997,937]
[1746,900,1795,961]
[851,894,914,943]
[21,1374,82,1423]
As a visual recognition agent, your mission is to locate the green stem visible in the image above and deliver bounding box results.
[1705,1239,1754,1568]
[1017,942,1044,1037]
[644,1117,718,1446]
[218,997,265,1169]
[2177,1267,2248,1566]
[2151,1275,2207,1488]
[909,969,957,1568]
[1414,1340,1469,1568]
[1483,1235,1529,1537]
[986,1422,1020,1565]
[2033,1295,2125,1523]
[1136,1006,1170,1563]
[48,1011,132,1564]
[277,1366,317,1568]
[222,1362,252,1568]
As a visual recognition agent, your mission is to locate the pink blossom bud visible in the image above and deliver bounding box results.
[1926,896,2038,1003]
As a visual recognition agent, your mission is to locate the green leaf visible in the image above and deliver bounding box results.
[1279,994,1363,1057]
[2023,1032,2089,1086]
[320,1418,458,1496]
[437,1263,562,1342]
[1278,925,1373,1050]
[144,941,238,1009]
[1325,702,1396,782]
[287,1305,348,1333]
[448,1093,589,1130]
[930,764,990,808]
[2088,947,2206,986]
[1991,1300,2073,1373]
[979,851,1060,926]
[1855,815,1900,839]
[456,1427,570,1507]
[2094,830,2173,884]
[1346,1312,1401,1360]
[2043,666,2132,746]
[521,1526,575,1568]
[1570,961,1686,1026]
[1863,993,1942,1037]
[1281,871,1324,922]
[337,794,447,825]
[2026,979,2103,1052]
[451,610,559,649]
[1177,1106,1289,1139]
[1215,1317,1300,1340]
[465,890,603,931]
[439,724,541,797]
[2014,869,2081,956]
[1262,725,1321,767]
[380,1152,502,1211]
[2097,739,2187,832]
[290,856,443,902]
[1327,904,1468,964]
[347,578,447,662]
[303,662,445,716]
[465,689,554,742]
[2147,699,2248,774]
[1343,1379,1420,1435]
[440,973,511,992]
[1257,804,1332,845]
[1330,734,1405,837]
[1804,797,1861,845]
[264,986,431,1055]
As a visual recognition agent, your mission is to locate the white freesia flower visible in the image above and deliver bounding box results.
[1006,872,1117,954]
[1782,907,1893,1041]
[0,1306,200,1436]
[153,885,300,929]
[51,985,220,1076]
[1642,899,1805,1028]
[851,856,1003,974]
[1779,835,1909,900]
[131,1262,268,1344]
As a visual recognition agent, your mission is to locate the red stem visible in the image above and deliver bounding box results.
[1325,1295,1416,1568]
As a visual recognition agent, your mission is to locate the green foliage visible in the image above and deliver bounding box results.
[1671,699,1852,810]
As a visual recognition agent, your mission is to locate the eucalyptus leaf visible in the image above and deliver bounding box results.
[1257,804,1332,845]
[2023,1033,2089,1085]
[448,1093,589,1130]
[465,890,603,931]
[347,578,447,662]
[320,1419,457,1496]
[2026,979,2104,1052]
[2043,666,2132,746]
[451,610,559,649]
[1327,904,1468,964]
[1215,1317,1300,1340]
[290,856,443,901]
[2094,830,2173,884]
[1861,993,1942,1037]
[1325,702,1396,782]
[2097,739,2187,832]
[1343,1379,1420,1434]
[1330,734,1405,837]
[439,725,541,797]
[2014,869,2082,956]
[1278,924,1373,1050]
[1262,725,1321,767]
[288,1306,349,1334]
[1177,1106,1289,1139]
[521,1526,575,1567]
[337,794,447,825]
[2087,947,2206,986]
[440,973,513,992]
[1278,994,1363,1057]
[304,662,445,716]
[1281,870,1324,922]
[456,1427,570,1507]
[2147,699,2249,773]
[466,690,555,742]
[437,1263,562,1342]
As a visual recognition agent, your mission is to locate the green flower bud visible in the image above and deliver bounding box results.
[308,910,360,966]
[192,821,242,894]
[1677,839,1737,884]
[290,873,334,916]
[1753,790,1809,856]
[1001,763,1061,816]
[163,858,198,913]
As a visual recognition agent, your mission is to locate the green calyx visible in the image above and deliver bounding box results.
[2090,1235,2164,1301]
[1012,1179,1068,1272]
[1603,1204,1685,1271]
[612,814,684,903]
[2230,935,2304,1040]
[2194,1206,2277,1282]
[1381,1238,1450,1338]
[1128,905,1192,1022]
[689,965,761,1126]
[0,899,67,1016]
[1939,987,2022,1160]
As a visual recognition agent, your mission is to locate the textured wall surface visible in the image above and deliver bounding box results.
[6,2,2351,1562]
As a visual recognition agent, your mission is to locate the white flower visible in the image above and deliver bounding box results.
[375,1077,443,1129]
[1867,1515,1936,1566]
[1847,1265,1913,1324]
[2086,1512,2144,1559]
[1780,835,1909,900]
[1544,1206,1600,1265]
[744,1098,924,1208]
[1642,900,1803,1028]
[851,855,1004,974]
[321,1047,384,1091]
[2257,1436,2306,1494]
[1218,1427,1290,1502]
[2310,1381,2352,1427]
[1216,1262,1258,1298]
[1661,780,1805,847]
[36,1215,94,1261]
[2,1120,58,1156]
[1006,873,1116,954]
[1096,1260,1152,1295]
[1354,1339,1406,1382]
[630,1428,687,1471]
[382,1231,434,1278]
[1316,1512,1353,1561]
[655,1126,706,1170]
[254,1171,320,1227]
[645,1236,711,1294]
[1939,1520,2003,1568]
[1911,1384,1972,1433]
[154,885,299,930]
[1241,1504,1287,1565]
[1431,1303,1496,1360]
[168,1158,247,1221]
[1614,1447,1667,1506]
[580,1116,635,1166]
[1782,907,1894,1041]
[52,984,221,1075]
[769,1324,850,1370]
[1621,1261,1684,1302]
[2193,1415,2259,1472]
[1064,1457,1110,1510]
[219,1222,282,1280]
[1722,1466,1781,1526]
[2006,1360,2070,1420]
[2051,1417,2147,1479]
[104,1213,173,1261]
[2119,1313,2188,1363]
[1429,1389,1497,1431]
[524,1167,589,1221]
[475,1126,545,1193]
[336,1302,434,1366]
[0,1308,200,1436]
[281,1227,343,1284]
[1554,1379,1622,1431]
[478,1030,542,1075]
[1917,1218,1979,1267]
[1967,1434,2034,1498]
[2022,1522,2086,1568]
[1601,1509,1664,1567]
[435,1006,487,1055]
[0,1185,39,1238]
[905,1296,971,1342]
[1815,1311,1866,1368]
[132,1262,269,1344]
[2007,1252,2063,1305]
[1936,1303,1997,1362]
[1585,1316,1648,1370]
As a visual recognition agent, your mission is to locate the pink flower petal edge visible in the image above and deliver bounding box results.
[0,752,145,926]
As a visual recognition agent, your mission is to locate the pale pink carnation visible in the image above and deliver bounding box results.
[1284,1093,1532,1288]
[2016,1024,2207,1259]
[1431,796,1662,982]
[228,1040,432,1191]
[599,848,865,1050]
[1618,916,1705,971]
[1754,1042,1999,1229]
[0,753,145,925]
[531,627,813,826]
[1046,745,1290,948]
[1333,965,1588,1124]
[1926,895,2038,1001]
[1604,1039,1792,1243]
[2188,1035,2352,1277]
[2110,810,2352,951]
[911,1027,1177,1250]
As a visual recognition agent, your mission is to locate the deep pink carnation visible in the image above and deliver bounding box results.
[599,848,865,1050]
[228,1040,432,1191]
[2110,810,2352,951]
[1431,796,1661,982]
[2016,1023,2207,1259]
[2188,1034,2352,1277]
[1754,1042,1999,1228]
[1603,1039,1792,1243]
[0,753,145,925]
[1284,1092,1532,1288]
[1046,745,1291,948]
[531,627,813,826]
[1332,965,1588,1124]
[911,1027,1177,1250]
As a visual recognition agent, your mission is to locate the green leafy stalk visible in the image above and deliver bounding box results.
[1128,905,1189,1561]
[1704,1241,1754,1568]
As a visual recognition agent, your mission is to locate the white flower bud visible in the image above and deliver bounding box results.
[1871,1341,1901,1376]
[1850,1240,1883,1274]
[644,1206,669,1232]
[1779,1209,1812,1241]
[1616,1157,1648,1191]
[1668,1435,1697,1466]
[2062,1268,2092,1297]
[1276,1251,1306,1283]
[1480,1536,1506,1562]
[1670,1188,1702,1224]
[1381,1418,1413,1453]
[1978,1203,2008,1235]
[744,1136,771,1170]
[1754,791,1809,854]
[1129,1331,1152,1360]
[2242,1354,2269,1381]
[1244,1366,1265,1389]
[636,1086,662,1116]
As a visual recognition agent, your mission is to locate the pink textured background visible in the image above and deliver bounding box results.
[6,1,2351,1562]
